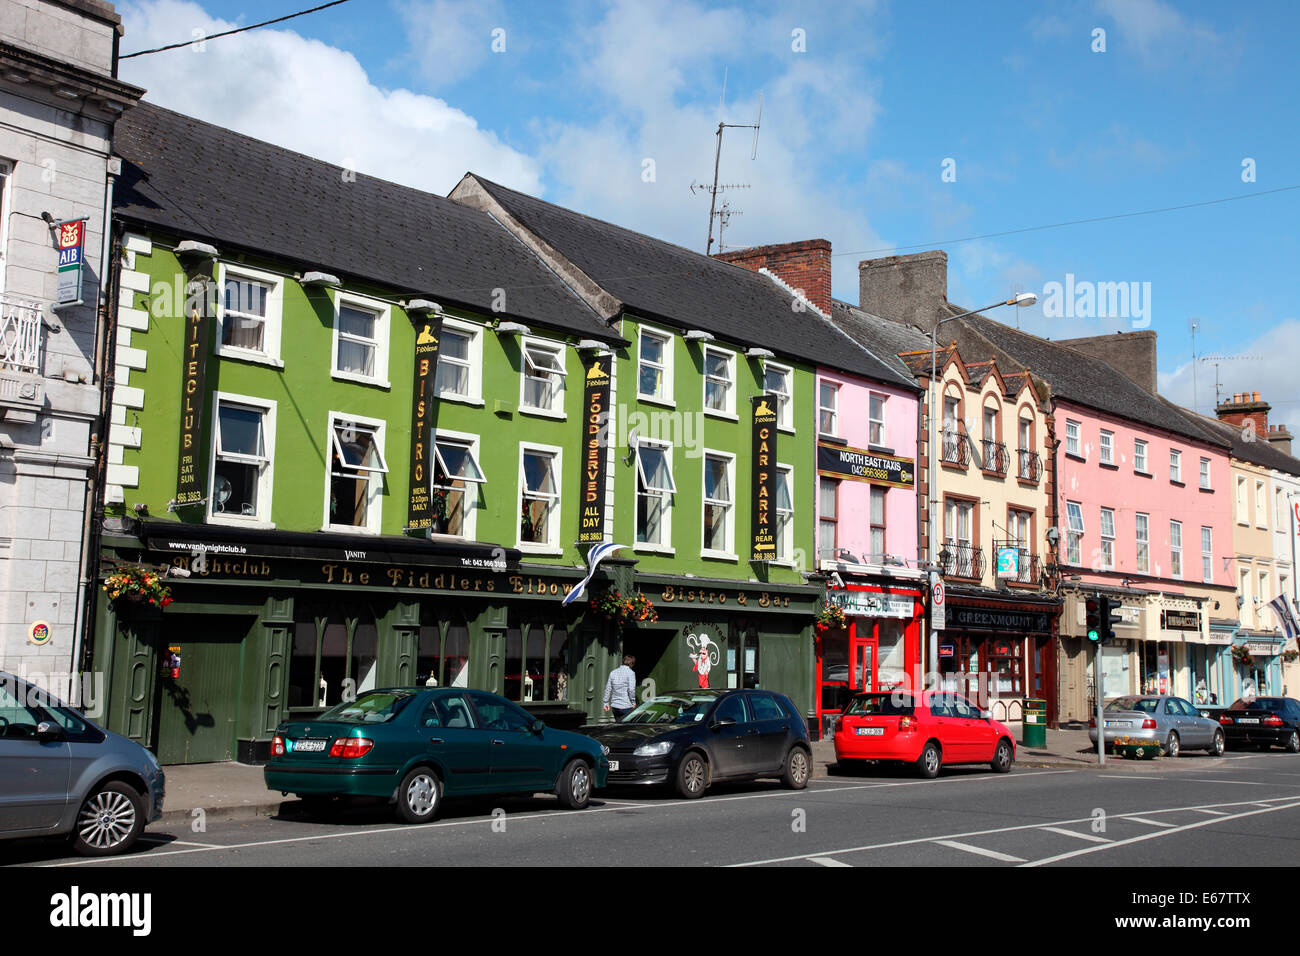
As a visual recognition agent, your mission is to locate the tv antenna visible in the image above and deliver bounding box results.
[697,69,761,255]
[1198,353,1268,408]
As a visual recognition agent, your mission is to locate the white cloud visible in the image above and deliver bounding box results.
[1093,0,1236,68]
[117,0,540,195]
[395,0,508,89]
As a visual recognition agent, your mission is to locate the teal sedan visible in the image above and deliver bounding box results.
[264,688,608,823]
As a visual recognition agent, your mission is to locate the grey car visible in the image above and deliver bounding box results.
[1088,695,1225,757]
[0,672,165,855]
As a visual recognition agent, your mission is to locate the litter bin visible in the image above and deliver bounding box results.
[1022,698,1047,748]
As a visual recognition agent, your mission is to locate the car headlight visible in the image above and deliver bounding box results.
[633,740,674,757]
[599,743,610,756]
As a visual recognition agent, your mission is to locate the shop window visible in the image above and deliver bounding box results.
[519,445,561,551]
[635,440,675,548]
[433,434,486,537]
[763,362,793,429]
[504,618,572,702]
[327,415,388,532]
[703,346,734,416]
[210,395,275,525]
[877,620,906,690]
[521,338,566,415]
[417,618,471,688]
[288,608,379,711]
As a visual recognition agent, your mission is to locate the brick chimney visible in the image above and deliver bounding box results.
[715,239,832,316]
[858,250,948,331]
[1216,390,1271,440]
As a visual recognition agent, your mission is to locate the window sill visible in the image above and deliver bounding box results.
[332,370,391,390]
[518,544,564,556]
[819,433,846,445]
[1135,470,1153,479]
[1170,480,1186,488]
[1017,477,1041,487]
[1064,452,1086,463]
[218,347,284,369]
[702,550,738,562]
[324,524,379,535]
[704,409,738,422]
[1099,462,1118,471]
[207,515,276,530]
[637,394,676,409]
[519,406,567,421]
[868,444,895,456]
[438,393,484,406]
[980,468,1008,479]
[634,543,675,556]
[778,424,796,435]
[1199,486,1214,493]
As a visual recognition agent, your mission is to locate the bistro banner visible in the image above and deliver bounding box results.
[577,355,612,545]
[751,394,778,562]
[817,441,914,489]
[406,312,443,532]
[174,280,212,508]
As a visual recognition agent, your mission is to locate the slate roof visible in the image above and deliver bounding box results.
[828,299,932,384]
[464,176,920,391]
[960,313,1229,448]
[112,102,619,341]
[1192,412,1300,477]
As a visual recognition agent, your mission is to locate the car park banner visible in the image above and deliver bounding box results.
[577,356,612,545]
[406,313,443,532]
[751,394,778,562]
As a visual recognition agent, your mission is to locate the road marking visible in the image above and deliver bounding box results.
[137,837,220,848]
[730,794,1300,867]
[1122,816,1175,827]
[1021,800,1300,867]
[810,856,852,867]
[1184,778,1269,785]
[934,840,1025,863]
[1194,808,1228,815]
[1039,826,1111,843]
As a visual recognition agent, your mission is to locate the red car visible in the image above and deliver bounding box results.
[833,691,1016,778]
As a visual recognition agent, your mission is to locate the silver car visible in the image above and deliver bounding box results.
[1088,695,1225,757]
[0,672,165,855]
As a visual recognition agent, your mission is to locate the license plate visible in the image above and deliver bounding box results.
[856,727,884,736]
[1104,721,1130,728]
[608,760,619,771]
[1237,718,1259,724]
[293,738,328,752]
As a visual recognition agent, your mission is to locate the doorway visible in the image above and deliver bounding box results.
[153,614,246,765]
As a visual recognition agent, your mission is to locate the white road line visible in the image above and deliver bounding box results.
[1039,826,1111,843]
[934,840,1025,863]
[1122,816,1175,827]
[810,856,852,867]
[1195,808,1228,815]
[1183,778,1270,785]
[730,794,1300,867]
[137,837,220,848]
[1021,800,1300,867]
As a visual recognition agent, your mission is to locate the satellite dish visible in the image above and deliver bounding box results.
[215,475,232,512]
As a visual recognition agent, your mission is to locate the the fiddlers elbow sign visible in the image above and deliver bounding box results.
[751,395,778,562]
[578,357,611,545]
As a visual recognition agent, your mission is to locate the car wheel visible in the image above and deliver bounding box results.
[556,759,592,810]
[1286,731,1300,754]
[395,768,441,824]
[990,738,1014,773]
[916,741,941,779]
[782,747,810,790]
[1209,730,1225,757]
[676,752,708,798]
[72,781,145,857]
[1165,731,1180,758]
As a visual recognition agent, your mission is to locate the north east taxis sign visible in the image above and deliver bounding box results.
[816,442,915,489]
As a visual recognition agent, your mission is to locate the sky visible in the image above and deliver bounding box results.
[114,0,1300,436]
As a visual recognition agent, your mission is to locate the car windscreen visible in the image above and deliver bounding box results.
[622,696,717,724]
[318,692,413,723]
[1105,697,1158,713]
[843,694,915,716]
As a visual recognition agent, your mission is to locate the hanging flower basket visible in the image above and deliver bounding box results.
[103,565,173,609]
[1230,644,1253,666]
[814,600,847,633]
[1283,649,1299,664]
[590,588,658,628]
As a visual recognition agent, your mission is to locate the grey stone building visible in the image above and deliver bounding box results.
[0,0,141,691]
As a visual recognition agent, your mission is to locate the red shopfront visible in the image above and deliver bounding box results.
[815,582,923,738]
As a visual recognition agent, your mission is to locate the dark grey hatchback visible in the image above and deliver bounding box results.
[581,688,811,798]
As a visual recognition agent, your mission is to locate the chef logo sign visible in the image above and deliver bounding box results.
[55,219,87,306]
[750,396,778,562]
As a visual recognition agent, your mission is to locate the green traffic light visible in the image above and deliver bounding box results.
[1087,629,1100,642]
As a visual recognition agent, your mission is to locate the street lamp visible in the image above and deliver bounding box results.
[926,292,1037,679]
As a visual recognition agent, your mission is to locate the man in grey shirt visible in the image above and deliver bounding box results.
[604,655,637,720]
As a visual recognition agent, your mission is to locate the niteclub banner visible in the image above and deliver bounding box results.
[406,313,443,531]
[577,355,612,545]
[174,280,212,508]
[751,394,778,562]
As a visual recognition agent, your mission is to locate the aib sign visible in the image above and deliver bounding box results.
[55,219,87,305]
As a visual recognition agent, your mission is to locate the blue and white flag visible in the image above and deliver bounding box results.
[1267,594,1299,641]
[562,542,626,605]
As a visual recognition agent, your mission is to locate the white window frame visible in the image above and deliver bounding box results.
[1200,457,1212,490]
[635,438,675,553]
[763,361,794,432]
[215,262,284,367]
[517,442,563,554]
[1065,420,1080,456]
[208,391,277,528]
[437,317,484,405]
[869,393,887,447]
[1170,519,1183,579]
[1099,430,1114,465]
[1136,513,1149,573]
[1099,507,1115,570]
[1065,501,1085,565]
[774,463,794,567]
[1201,526,1213,583]
[1237,476,1249,525]
[1134,439,1148,474]
[323,411,388,534]
[330,289,391,389]
[1256,479,1268,529]
[1239,568,1252,624]
[1169,448,1182,483]
[701,345,736,419]
[819,380,840,438]
[433,428,486,540]
[701,449,736,560]
[519,336,567,418]
[637,325,674,406]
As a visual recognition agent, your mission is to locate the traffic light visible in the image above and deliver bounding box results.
[1100,596,1122,644]
[1085,595,1101,642]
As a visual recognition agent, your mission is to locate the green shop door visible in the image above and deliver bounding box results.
[154,615,245,765]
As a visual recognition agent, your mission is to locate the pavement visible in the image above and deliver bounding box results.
[156,722,1218,827]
